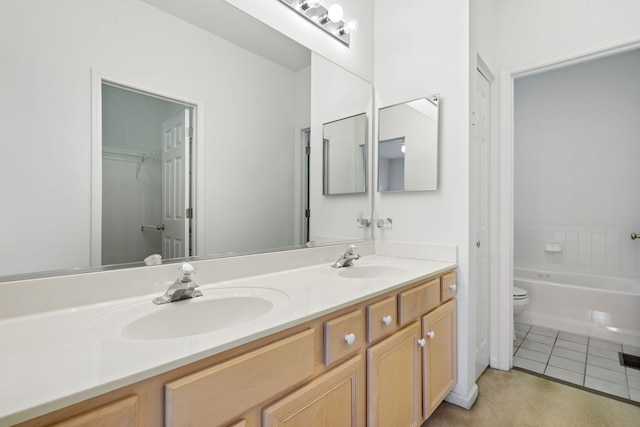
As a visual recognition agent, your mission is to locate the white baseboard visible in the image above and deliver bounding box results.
[444,383,479,409]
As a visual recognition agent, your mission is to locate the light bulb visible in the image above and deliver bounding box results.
[345,19,359,33]
[293,0,323,11]
[327,4,344,22]
[339,19,359,35]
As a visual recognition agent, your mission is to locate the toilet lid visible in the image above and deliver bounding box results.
[513,287,528,299]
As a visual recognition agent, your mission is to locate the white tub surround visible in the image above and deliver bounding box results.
[514,268,640,347]
[0,242,456,426]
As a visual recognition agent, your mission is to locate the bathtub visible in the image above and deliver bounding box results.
[514,268,640,346]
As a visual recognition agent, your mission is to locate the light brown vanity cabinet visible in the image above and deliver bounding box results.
[263,355,364,427]
[367,322,422,427]
[49,395,139,427]
[422,299,457,418]
[165,329,315,426]
[368,275,458,425]
[323,309,365,366]
[14,269,456,427]
[366,296,398,343]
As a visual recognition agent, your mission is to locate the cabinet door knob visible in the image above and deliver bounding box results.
[344,333,356,346]
[426,331,435,339]
[417,338,426,347]
[449,283,457,290]
[382,315,393,326]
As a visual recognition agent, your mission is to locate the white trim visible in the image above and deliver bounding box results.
[444,383,478,410]
[496,35,640,370]
[90,69,206,265]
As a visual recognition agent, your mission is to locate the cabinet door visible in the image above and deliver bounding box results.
[367,322,421,427]
[263,355,364,427]
[422,299,456,418]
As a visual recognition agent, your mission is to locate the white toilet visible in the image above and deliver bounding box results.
[513,287,529,315]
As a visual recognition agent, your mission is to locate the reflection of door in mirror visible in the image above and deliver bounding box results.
[101,84,194,265]
[378,137,405,191]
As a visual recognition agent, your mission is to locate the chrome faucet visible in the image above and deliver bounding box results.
[153,263,203,305]
[332,244,360,268]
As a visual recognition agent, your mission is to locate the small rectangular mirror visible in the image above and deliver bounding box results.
[322,113,368,195]
[378,95,439,192]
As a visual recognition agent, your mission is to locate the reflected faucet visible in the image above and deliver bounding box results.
[332,244,360,268]
[153,263,203,305]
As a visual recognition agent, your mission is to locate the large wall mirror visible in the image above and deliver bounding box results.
[378,95,439,192]
[0,0,372,280]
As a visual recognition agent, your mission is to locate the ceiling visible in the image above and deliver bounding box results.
[141,0,311,71]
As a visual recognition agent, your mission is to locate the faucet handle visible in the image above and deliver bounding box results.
[347,244,357,255]
[178,263,195,282]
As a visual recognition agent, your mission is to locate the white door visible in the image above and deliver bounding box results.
[162,110,190,259]
[474,68,491,380]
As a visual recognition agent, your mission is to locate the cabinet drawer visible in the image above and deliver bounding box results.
[165,329,315,426]
[367,296,398,343]
[51,395,139,427]
[324,310,365,366]
[441,272,457,301]
[397,279,440,326]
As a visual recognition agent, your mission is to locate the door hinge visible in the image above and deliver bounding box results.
[305,146,311,156]
[188,127,193,138]
[305,209,311,218]
[186,208,193,219]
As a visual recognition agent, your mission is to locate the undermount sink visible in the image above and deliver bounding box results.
[332,265,408,279]
[88,287,288,340]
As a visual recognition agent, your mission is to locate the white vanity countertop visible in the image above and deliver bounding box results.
[0,255,455,426]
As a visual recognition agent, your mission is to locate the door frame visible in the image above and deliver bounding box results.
[495,35,640,370]
[90,69,205,267]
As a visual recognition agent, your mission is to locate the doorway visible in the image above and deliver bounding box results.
[96,80,196,266]
[496,37,640,370]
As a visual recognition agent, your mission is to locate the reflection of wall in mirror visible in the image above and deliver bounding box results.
[323,114,367,195]
[310,53,373,244]
[378,100,438,191]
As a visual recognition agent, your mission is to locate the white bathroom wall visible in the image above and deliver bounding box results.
[373,0,474,407]
[224,0,374,83]
[496,0,640,70]
[0,0,302,275]
[514,49,640,277]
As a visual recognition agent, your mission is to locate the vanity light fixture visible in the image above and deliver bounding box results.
[278,0,358,46]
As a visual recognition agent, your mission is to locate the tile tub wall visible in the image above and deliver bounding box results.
[514,226,640,278]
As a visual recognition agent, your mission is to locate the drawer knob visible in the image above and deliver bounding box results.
[426,331,435,339]
[344,333,356,346]
[417,338,426,347]
[449,283,457,290]
[382,315,393,326]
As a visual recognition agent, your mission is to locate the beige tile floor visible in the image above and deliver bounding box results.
[423,368,640,426]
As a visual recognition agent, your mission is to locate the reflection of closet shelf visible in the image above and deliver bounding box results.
[102,146,160,159]
[102,146,161,178]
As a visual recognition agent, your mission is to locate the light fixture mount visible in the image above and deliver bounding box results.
[278,0,354,46]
